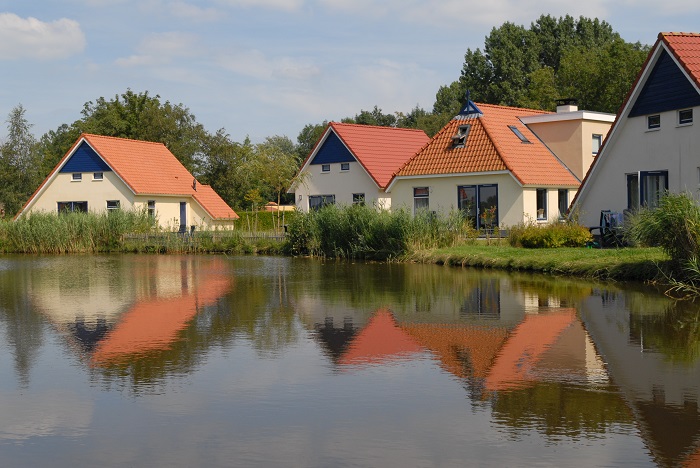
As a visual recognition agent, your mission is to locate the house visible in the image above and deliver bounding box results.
[290,122,430,212]
[571,32,700,227]
[16,133,238,230]
[386,101,582,228]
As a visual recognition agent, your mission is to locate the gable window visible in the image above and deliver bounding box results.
[592,134,602,155]
[509,125,530,143]
[558,189,568,219]
[147,200,156,218]
[72,173,82,181]
[352,193,365,205]
[414,187,429,213]
[679,109,693,125]
[309,194,335,211]
[340,162,350,171]
[647,115,660,129]
[451,124,471,148]
[536,189,547,220]
[93,172,103,181]
[57,201,87,213]
[321,164,331,173]
[106,200,120,211]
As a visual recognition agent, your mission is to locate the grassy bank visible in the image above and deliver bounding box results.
[403,244,668,282]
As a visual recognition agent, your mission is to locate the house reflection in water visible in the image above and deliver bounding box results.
[29,256,232,366]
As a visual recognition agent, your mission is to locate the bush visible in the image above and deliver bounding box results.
[509,221,592,248]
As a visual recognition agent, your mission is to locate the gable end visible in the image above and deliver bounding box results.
[629,50,700,117]
[310,131,357,165]
[59,141,112,173]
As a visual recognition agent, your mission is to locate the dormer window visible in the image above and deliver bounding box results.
[451,124,471,148]
[509,125,530,143]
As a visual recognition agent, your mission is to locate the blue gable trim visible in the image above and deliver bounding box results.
[59,141,112,173]
[629,50,700,117]
[310,131,356,165]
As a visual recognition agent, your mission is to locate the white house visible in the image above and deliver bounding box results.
[571,32,700,227]
[16,134,238,230]
[290,122,429,212]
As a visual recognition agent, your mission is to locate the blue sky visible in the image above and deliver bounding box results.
[1,1,699,144]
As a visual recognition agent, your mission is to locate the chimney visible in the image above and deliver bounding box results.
[556,98,578,113]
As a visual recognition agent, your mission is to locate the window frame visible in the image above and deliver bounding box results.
[536,188,547,220]
[558,189,569,219]
[413,187,429,213]
[308,194,335,211]
[147,200,156,218]
[71,173,82,182]
[93,172,104,181]
[352,193,365,205]
[340,162,350,172]
[679,109,693,125]
[451,124,471,148]
[508,125,531,143]
[592,134,602,155]
[106,200,120,211]
[57,201,88,214]
[647,114,661,130]
[321,164,331,173]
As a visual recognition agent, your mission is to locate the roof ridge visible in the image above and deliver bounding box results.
[661,32,700,37]
[83,133,166,146]
[330,122,429,134]
[475,102,553,115]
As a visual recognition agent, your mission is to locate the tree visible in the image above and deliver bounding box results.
[296,121,327,163]
[0,105,42,216]
[345,106,398,127]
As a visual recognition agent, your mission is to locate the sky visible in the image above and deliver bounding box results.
[1,1,700,145]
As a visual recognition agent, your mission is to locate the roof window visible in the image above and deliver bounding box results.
[451,124,471,148]
[508,125,530,143]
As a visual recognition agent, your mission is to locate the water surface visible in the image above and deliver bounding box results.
[0,255,698,467]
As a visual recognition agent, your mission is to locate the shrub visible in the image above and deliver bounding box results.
[509,221,592,248]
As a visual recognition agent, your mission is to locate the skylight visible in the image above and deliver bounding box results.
[508,125,530,143]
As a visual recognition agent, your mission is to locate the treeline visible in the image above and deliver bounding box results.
[0,14,649,218]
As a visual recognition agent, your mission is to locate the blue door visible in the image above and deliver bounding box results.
[180,202,187,232]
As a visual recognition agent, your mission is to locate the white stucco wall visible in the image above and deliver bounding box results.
[575,107,700,227]
[292,161,385,212]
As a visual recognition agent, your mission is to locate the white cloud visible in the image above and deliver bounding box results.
[215,0,304,11]
[0,13,85,60]
[217,50,320,80]
[116,32,200,67]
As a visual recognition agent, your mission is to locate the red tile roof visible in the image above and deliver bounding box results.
[661,32,700,88]
[303,123,430,189]
[20,134,238,220]
[393,104,580,187]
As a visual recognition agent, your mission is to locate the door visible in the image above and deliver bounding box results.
[458,185,498,229]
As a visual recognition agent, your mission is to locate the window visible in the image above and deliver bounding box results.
[106,200,120,211]
[340,162,350,171]
[57,201,87,213]
[536,189,547,220]
[679,109,693,125]
[309,195,335,211]
[72,173,82,181]
[592,134,602,155]
[627,171,668,210]
[352,193,365,205]
[458,185,498,229]
[451,124,471,148]
[509,125,530,143]
[147,200,156,218]
[648,114,660,129]
[321,164,331,173]
[93,172,103,181]
[413,187,429,213]
[558,189,568,219]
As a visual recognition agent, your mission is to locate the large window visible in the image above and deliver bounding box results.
[458,184,498,229]
[558,189,568,219]
[309,194,335,211]
[413,187,429,213]
[536,188,547,220]
[627,171,668,210]
[57,201,87,213]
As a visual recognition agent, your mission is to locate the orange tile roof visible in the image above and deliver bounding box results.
[394,104,580,187]
[303,123,430,189]
[28,134,238,220]
[661,32,700,88]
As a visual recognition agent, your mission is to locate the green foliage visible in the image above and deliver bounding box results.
[509,221,592,248]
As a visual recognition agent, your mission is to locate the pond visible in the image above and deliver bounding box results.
[0,254,698,467]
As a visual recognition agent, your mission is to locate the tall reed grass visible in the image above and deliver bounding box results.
[283,204,474,260]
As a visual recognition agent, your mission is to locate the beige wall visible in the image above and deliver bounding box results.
[390,174,577,227]
[575,107,700,227]
[527,119,612,180]
[24,171,235,230]
[293,161,386,212]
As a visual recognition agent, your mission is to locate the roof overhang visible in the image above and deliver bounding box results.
[385,170,512,192]
[519,110,615,125]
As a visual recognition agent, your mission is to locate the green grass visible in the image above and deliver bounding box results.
[404,244,668,281]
